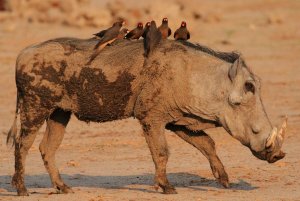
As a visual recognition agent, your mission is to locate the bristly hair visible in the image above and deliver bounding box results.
[178,40,258,80]
[179,40,241,64]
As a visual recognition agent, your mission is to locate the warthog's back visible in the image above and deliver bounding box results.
[15,38,147,122]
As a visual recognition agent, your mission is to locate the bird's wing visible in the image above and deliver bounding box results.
[99,27,120,43]
[187,31,190,40]
[126,29,137,39]
[156,30,162,43]
[168,28,172,36]
[93,25,121,50]
[94,30,107,37]
[174,29,178,39]
[136,29,144,38]
[94,39,103,49]
[142,29,148,38]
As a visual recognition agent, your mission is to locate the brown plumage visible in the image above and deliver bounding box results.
[93,21,123,39]
[93,21,125,50]
[118,28,129,39]
[88,24,127,65]
[158,18,172,39]
[142,22,151,38]
[93,29,106,38]
[174,21,190,41]
[126,22,144,40]
[144,21,162,57]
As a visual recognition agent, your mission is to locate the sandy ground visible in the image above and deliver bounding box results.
[0,0,300,200]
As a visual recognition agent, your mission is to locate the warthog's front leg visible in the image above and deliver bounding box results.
[39,109,72,194]
[140,121,177,194]
[166,124,229,188]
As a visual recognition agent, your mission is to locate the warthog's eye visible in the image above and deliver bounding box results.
[244,81,255,94]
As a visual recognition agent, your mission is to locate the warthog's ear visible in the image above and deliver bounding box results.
[228,56,244,82]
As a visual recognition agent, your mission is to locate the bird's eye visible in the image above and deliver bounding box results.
[244,81,255,94]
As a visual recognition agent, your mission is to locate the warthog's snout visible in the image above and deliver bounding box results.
[252,149,286,163]
[252,117,287,163]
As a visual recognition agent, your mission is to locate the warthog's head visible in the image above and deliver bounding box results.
[189,54,286,163]
[221,57,286,163]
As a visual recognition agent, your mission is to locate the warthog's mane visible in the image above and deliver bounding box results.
[179,41,256,80]
[179,41,240,64]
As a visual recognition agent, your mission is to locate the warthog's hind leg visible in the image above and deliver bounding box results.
[12,105,49,196]
[166,124,229,188]
[39,108,72,194]
[141,121,177,194]
[13,129,39,196]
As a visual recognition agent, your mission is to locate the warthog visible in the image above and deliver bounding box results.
[7,37,287,196]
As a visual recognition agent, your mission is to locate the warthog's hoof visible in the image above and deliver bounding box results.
[154,183,178,194]
[217,170,229,188]
[56,184,74,194]
[218,176,230,188]
[162,185,177,194]
[211,165,229,188]
[17,188,29,196]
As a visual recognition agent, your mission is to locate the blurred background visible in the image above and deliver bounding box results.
[0,0,300,200]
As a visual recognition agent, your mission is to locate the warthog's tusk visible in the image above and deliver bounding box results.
[278,116,288,141]
[266,127,277,148]
[266,116,288,149]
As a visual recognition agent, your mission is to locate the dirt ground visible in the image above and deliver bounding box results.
[0,0,300,200]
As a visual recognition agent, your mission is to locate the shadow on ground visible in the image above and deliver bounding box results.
[0,172,258,195]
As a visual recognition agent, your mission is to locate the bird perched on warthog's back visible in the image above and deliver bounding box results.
[142,22,151,38]
[87,22,127,65]
[174,21,190,41]
[158,18,172,39]
[93,21,125,50]
[144,21,162,57]
[126,22,144,40]
[93,21,124,39]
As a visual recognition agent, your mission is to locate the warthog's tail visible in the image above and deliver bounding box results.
[6,90,20,146]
